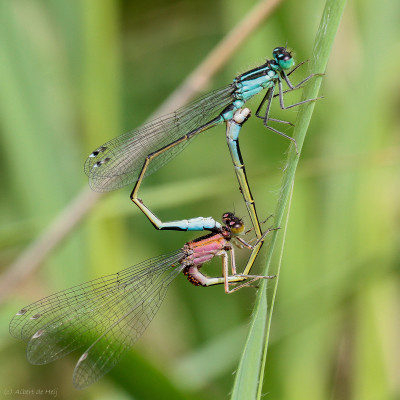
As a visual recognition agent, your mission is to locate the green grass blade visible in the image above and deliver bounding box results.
[230,0,347,398]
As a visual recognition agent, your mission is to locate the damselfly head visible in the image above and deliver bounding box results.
[222,212,244,235]
[272,47,295,70]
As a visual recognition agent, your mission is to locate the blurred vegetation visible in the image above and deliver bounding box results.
[0,0,399,399]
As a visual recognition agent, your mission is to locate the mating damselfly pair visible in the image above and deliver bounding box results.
[10,47,320,389]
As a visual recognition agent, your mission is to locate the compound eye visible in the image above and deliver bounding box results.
[273,47,294,70]
[228,216,244,234]
[230,221,244,234]
[273,46,285,58]
[222,212,235,224]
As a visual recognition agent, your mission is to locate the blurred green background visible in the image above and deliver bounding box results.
[0,0,399,399]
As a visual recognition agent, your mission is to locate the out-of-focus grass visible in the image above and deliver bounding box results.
[0,0,399,400]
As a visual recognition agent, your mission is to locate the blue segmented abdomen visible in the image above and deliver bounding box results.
[160,217,222,231]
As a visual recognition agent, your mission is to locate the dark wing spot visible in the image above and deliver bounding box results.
[93,157,111,168]
[90,146,108,157]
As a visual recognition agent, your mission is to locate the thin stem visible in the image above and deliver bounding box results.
[230,0,348,398]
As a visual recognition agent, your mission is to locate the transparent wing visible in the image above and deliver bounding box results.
[72,258,184,389]
[10,250,185,388]
[84,85,235,192]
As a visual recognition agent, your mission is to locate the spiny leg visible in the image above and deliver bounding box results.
[255,88,293,127]
[266,73,323,152]
[236,226,279,278]
[281,69,324,91]
[277,70,324,118]
[186,248,275,294]
[236,227,280,250]
[286,59,309,77]
[278,77,322,111]
[254,65,323,151]
[223,246,275,293]
[254,87,299,152]
[243,214,274,237]
[209,227,278,290]
[226,274,276,293]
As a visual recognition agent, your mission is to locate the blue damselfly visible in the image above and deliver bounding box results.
[85,47,320,232]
